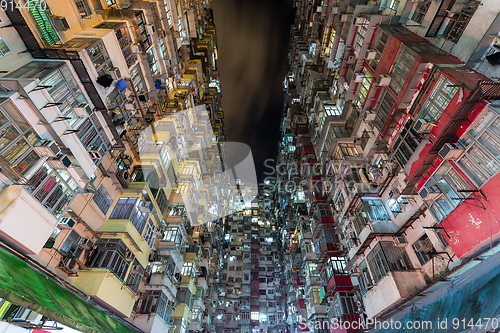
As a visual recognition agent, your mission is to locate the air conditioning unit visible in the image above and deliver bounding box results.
[327,296,336,303]
[58,217,76,229]
[78,237,93,250]
[354,73,365,82]
[355,17,366,26]
[413,119,436,133]
[341,14,349,22]
[138,201,153,213]
[438,143,465,160]
[364,110,376,122]
[344,224,354,233]
[154,227,163,238]
[168,300,176,308]
[366,50,377,60]
[124,252,134,262]
[331,7,339,14]
[130,43,141,53]
[393,235,408,247]
[50,16,70,31]
[350,267,362,276]
[377,74,391,86]
[88,151,102,163]
[47,155,72,170]
[58,257,79,275]
[347,55,356,64]
[338,92,346,99]
[131,265,142,275]
[73,103,92,117]
[34,140,60,158]
[145,24,155,35]
[419,185,441,200]
[107,67,121,81]
[414,239,433,252]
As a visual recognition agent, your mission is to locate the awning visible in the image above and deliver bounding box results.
[0,249,140,333]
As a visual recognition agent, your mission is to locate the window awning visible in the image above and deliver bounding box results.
[0,249,141,333]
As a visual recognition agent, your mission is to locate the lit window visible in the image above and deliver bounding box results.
[0,36,10,56]
[251,312,259,320]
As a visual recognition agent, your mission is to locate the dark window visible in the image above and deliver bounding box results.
[93,185,112,214]
[412,233,434,266]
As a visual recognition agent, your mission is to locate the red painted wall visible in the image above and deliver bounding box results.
[440,172,500,258]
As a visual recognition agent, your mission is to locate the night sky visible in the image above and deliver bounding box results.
[212,0,295,182]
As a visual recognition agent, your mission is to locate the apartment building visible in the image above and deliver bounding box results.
[210,182,285,333]
[278,0,500,332]
[0,0,234,332]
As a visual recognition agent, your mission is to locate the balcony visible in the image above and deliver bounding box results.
[0,186,58,255]
[149,274,178,300]
[363,270,426,317]
[73,269,136,316]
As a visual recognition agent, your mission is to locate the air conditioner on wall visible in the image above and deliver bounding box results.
[438,143,465,160]
[58,217,76,229]
[58,257,79,275]
[414,239,433,252]
[347,55,356,64]
[78,238,93,250]
[393,235,408,247]
[34,140,60,158]
[419,185,441,200]
[413,118,436,133]
[73,103,92,118]
[350,267,361,276]
[377,74,391,86]
[366,50,377,60]
[107,67,121,81]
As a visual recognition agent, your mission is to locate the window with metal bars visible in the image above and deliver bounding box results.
[411,0,431,24]
[74,0,92,18]
[441,1,480,43]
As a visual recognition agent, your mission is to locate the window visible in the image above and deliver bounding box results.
[251,312,259,320]
[242,312,250,320]
[181,262,194,277]
[412,234,434,266]
[88,239,131,280]
[42,64,91,128]
[352,19,368,53]
[387,196,407,217]
[441,1,479,43]
[143,219,156,249]
[0,36,11,57]
[93,185,112,214]
[363,199,390,221]
[424,162,471,222]
[418,75,458,123]
[457,107,500,188]
[411,0,431,24]
[163,227,183,245]
[355,68,373,108]
[325,256,347,281]
[374,91,395,131]
[364,242,413,286]
[389,47,417,95]
[60,230,83,259]
[87,41,112,76]
[109,197,148,233]
[28,164,78,217]
[74,0,92,18]
[391,119,422,168]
